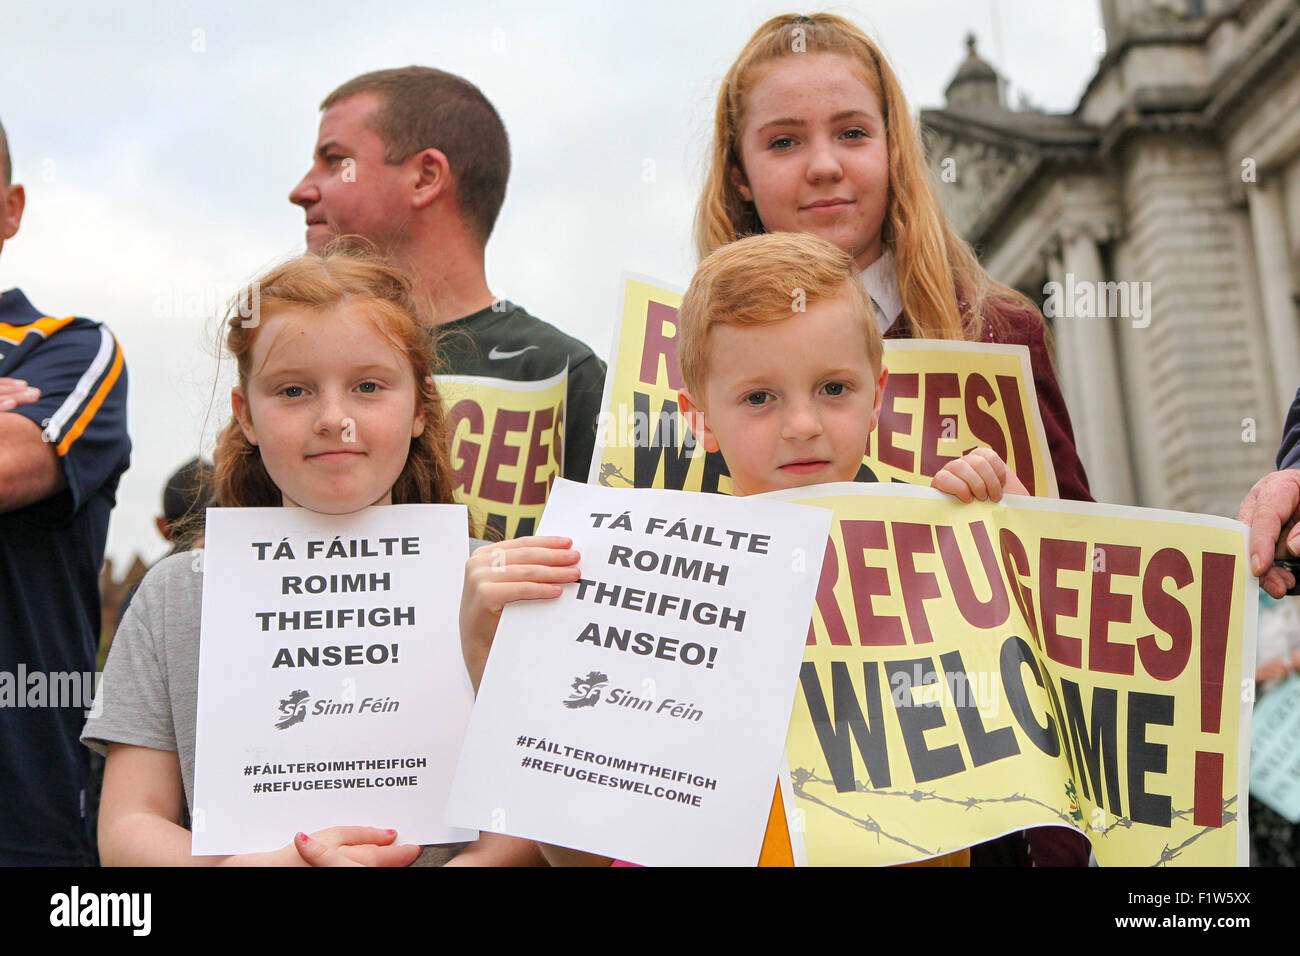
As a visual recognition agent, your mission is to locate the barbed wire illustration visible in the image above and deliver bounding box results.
[793,767,1079,831]
[789,767,934,856]
[793,768,1238,865]
[1146,797,1237,867]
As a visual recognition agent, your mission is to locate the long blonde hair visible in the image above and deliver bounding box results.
[695,12,1033,340]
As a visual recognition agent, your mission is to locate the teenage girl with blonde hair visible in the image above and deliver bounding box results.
[696,12,1092,866]
[697,12,1091,506]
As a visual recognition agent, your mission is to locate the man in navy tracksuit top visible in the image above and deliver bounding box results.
[0,119,131,865]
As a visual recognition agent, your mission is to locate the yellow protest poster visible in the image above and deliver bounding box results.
[589,276,1056,496]
[863,341,1056,497]
[589,276,732,494]
[437,368,566,540]
[766,483,1255,866]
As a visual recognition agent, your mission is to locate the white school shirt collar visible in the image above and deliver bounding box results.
[860,247,903,335]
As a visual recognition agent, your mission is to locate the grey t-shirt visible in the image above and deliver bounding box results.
[83,547,481,866]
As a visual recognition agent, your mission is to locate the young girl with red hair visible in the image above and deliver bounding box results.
[83,250,540,866]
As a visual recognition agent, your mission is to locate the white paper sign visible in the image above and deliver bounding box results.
[192,505,477,854]
[446,478,832,866]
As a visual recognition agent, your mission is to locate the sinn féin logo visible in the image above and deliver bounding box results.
[562,671,609,709]
[275,689,311,730]
[274,690,402,729]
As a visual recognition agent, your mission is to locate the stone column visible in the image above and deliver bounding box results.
[1060,225,1137,504]
[1041,239,1082,418]
[1244,176,1300,418]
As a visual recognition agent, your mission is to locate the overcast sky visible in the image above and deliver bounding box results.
[1,0,1103,569]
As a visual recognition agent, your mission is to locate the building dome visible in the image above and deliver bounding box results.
[945,33,1002,109]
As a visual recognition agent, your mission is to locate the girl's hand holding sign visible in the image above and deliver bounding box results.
[89,250,477,866]
[99,746,421,867]
[289,828,421,867]
[461,535,581,692]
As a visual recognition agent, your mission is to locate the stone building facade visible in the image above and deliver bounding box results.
[921,0,1300,516]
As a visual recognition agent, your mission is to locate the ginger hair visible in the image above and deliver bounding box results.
[213,249,458,513]
[678,231,881,395]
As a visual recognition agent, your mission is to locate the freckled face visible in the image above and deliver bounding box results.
[732,53,891,271]
[679,290,887,497]
[232,304,424,514]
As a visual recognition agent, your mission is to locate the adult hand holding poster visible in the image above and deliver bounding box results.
[446,478,832,866]
[192,505,476,855]
[764,483,1255,866]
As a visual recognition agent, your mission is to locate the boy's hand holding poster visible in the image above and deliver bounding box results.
[446,478,833,866]
[765,483,1255,866]
[192,505,476,855]
[439,368,566,540]
[590,275,1055,496]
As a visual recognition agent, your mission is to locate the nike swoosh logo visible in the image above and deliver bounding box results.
[488,345,540,360]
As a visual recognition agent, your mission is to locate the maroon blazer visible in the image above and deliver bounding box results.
[885,300,1094,503]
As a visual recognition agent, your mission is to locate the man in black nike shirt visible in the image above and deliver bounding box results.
[289,67,606,500]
